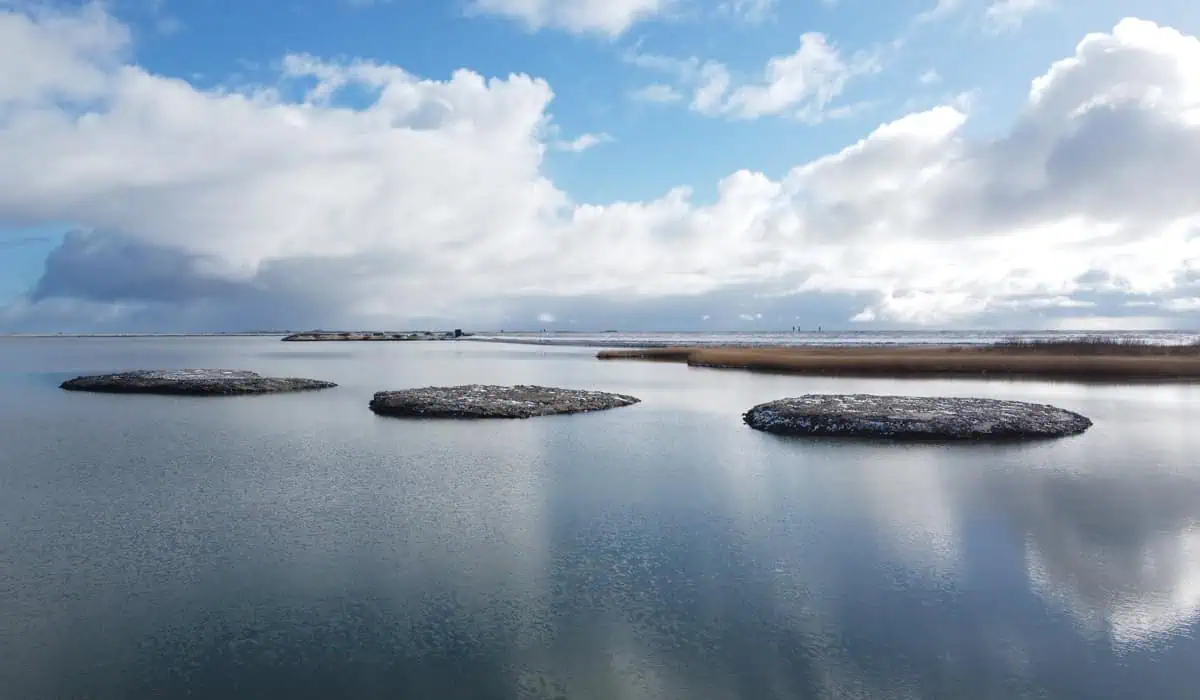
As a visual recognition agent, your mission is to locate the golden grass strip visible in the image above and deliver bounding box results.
[596,345,1200,381]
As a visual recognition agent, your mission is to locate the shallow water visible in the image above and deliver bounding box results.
[2,337,1199,699]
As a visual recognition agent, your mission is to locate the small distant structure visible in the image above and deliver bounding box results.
[454,329,463,338]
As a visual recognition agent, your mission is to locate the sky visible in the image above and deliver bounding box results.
[2,0,1200,332]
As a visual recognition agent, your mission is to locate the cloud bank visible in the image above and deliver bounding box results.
[2,5,1200,331]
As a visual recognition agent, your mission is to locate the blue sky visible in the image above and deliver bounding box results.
[115,0,1193,199]
[2,0,1200,331]
[104,0,1195,195]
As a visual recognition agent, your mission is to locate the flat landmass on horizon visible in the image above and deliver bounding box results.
[282,330,469,342]
[597,337,1200,382]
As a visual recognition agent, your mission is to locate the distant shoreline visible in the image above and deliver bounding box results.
[0,332,288,338]
[4,329,1198,352]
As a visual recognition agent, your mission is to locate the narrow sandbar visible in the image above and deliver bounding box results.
[598,339,1200,382]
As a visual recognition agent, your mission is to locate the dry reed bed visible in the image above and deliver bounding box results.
[988,336,1200,356]
[596,338,1200,381]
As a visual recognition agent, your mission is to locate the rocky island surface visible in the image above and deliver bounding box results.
[743,394,1092,440]
[282,330,467,341]
[369,384,640,419]
[60,369,337,395]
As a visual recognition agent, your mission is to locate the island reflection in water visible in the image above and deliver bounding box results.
[0,337,1198,699]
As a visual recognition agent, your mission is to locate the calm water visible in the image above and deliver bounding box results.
[2,337,1200,699]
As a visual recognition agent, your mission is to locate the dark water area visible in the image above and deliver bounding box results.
[2,337,1199,699]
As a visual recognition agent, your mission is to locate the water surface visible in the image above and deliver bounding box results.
[2,337,1198,699]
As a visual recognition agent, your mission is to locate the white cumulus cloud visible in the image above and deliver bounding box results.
[627,33,880,122]
[2,6,1200,331]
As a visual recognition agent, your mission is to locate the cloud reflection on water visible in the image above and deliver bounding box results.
[7,339,1200,698]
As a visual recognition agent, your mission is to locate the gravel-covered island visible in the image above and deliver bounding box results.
[369,384,640,419]
[743,394,1092,440]
[282,330,466,341]
[60,369,337,395]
